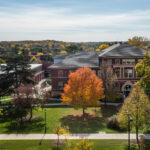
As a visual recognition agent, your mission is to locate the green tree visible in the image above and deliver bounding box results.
[0,58,5,63]
[0,108,3,116]
[0,46,34,96]
[135,52,150,97]
[118,86,150,145]
[66,44,82,54]
[74,139,93,150]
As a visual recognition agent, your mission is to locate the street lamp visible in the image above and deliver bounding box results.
[126,110,133,150]
[45,109,47,134]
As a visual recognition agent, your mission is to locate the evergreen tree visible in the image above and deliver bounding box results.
[0,46,34,96]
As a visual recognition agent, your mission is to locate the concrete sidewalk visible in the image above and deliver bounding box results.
[0,133,150,140]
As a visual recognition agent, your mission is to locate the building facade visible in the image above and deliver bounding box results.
[49,43,146,97]
[30,64,45,82]
[0,64,45,83]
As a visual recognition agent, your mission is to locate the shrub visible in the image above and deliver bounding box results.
[107,115,120,130]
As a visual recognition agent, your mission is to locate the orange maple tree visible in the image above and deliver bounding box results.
[61,67,104,116]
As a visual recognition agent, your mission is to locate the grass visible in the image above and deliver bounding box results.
[0,100,11,105]
[1,140,150,150]
[0,96,11,100]
[0,106,121,134]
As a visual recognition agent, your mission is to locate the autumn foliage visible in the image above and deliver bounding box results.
[61,67,104,116]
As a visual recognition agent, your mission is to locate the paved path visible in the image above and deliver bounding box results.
[0,133,150,140]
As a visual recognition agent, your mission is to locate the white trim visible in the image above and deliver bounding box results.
[99,44,120,57]
[121,81,133,92]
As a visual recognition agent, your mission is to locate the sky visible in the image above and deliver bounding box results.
[0,0,150,42]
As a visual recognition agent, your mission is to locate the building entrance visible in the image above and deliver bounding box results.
[124,85,132,98]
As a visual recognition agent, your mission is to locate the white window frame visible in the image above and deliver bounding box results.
[122,59,135,65]
[124,69,133,78]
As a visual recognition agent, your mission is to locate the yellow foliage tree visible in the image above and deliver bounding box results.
[74,139,93,150]
[61,67,104,117]
[99,44,109,50]
[118,85,150,145]
[128,36,149,50]
[96,49,101,52]
[60,50,68,54]
[30,56,41,63]
[37,52,43,55]
[66,42,71,47]
[60,44,65,49]
[53,125,70,149]
[135,52,150,97]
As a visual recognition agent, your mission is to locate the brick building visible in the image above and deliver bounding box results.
[49,43,146,97]
[0,64,44,83]
[30,64,45,82]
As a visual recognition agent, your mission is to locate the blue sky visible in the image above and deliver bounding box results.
[0,0,150,42]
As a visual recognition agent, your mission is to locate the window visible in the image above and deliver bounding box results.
[107,59,112,65]
[58,81,63,89]
[122,59,135,65]
[58,70,63,77]
[98,70,101,78]
[114,59,120,65]
[124,69,133,78]
[114,68,120,78]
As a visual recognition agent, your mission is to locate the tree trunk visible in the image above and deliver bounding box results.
[57,135,59,150]
[82,108,85,118]
[136,107,140,149]
[136,125,140,148]
[20,117,23,128]
[29,108,33,121]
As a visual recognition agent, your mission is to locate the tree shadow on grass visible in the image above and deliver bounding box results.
[60,106,120,133]
[5,116,45,134]
[60,111,104,133]
[100,105,119,118]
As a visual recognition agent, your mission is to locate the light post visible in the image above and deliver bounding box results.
[126,110,133,150]
[45,109,47,134]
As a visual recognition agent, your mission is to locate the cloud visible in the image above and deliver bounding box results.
[0,4,150,41]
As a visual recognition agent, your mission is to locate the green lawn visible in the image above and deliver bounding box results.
[0,106,122,134]
[1,140,149,150]
[0,100,11,105]
[0,96,11,100]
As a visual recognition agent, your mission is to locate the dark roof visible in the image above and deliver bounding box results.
[54,54,69,59]
[99,43,146,57]
[49,43,146,69]
[49,51,100,69]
